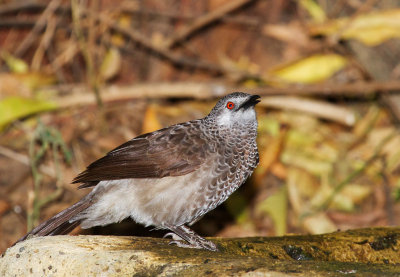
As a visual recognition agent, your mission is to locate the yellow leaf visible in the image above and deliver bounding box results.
[218,54,260,75]
[256,186,287,236]
[331,193,354,212]
[298,0,326,23]
[341,184,371,205]
[254,124,287,184]
[152,32,166,48]
[282,152,332,176]
[0,97,58,131]
[141,104,162,134]
[310,9,400,46]
[13,72,56,90]
[302,212,336,234]
[258,116,280,136]
[1,52,29,73]
[270,54,347,84]
[111,14,131,46]
[287,167,319,214]
[0,72,56,99]
[99,47,121,81]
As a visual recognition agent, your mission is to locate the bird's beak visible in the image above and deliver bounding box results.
[238,95,261,110]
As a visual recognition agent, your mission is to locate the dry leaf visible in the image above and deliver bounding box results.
[302,212,337,234]
[99,47,121,81]
[141,104,162,134]
[310,9,400,46]
[1,51,28,73]
[0,96,58,131]
[255,186,288,236]
[269,54,348,84]
[298,0,326,23]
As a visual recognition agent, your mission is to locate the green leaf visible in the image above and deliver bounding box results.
[0,97,58,131]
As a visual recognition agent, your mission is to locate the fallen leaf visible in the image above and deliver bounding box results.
[302,212,337,234]
[99,47,121,82]
[256,186,287,235]
[263,23,309,46]
[269,54,348,84]
[310,9,400,46]
[1,51,28,73]
[341,184,371,205]
[13,72,55,91]
[0,96,57,131]
[141,104,162,134]
[254,124,288,184]
[111,14,132,46]
[0,200,10,216]
[298,0,326,23]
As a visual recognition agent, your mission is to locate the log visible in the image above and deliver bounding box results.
[1,227,399,276]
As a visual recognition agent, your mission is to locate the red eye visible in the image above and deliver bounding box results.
[226,101,235,110]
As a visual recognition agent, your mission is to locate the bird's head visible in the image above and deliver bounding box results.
[206,92,260,129]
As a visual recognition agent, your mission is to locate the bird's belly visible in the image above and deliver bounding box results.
[75,153,255,229]
[77,165,216,228]
[129,171,210,227]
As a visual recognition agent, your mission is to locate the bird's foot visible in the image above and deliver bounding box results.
[164,224,218,251]
[168,238,217,251]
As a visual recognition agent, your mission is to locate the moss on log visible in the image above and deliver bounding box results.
[1,227,399,276]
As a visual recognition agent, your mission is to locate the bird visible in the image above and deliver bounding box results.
[17,92,260,251]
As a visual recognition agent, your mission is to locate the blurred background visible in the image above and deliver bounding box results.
[1,0,400,253]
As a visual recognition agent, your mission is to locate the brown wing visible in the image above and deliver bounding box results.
[73,120,212,188]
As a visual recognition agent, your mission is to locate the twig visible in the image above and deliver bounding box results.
[2,1,259,79]
[15,0,62,57]
[120,4,260,27]
[46,80,400,109]
[318,132,397,211]
[379,158,395,226]
[43,39,79,73]
[0,145,55,178]
[0,19,39,28]
[260,96,356,126]
[92,12,259,79]
[43,80,400,126]
[163,0,254,48]
[71,0,102,106]
[0,7,259,28]
[0,0,44,15]
[380,94,400,126]
[39,80,400,127]
[31,15,58,71]
[248,80,400,97]
[53,82,227,107]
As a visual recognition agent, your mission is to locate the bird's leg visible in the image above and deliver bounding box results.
[164,224,218,251]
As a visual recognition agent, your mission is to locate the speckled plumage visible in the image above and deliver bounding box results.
[18,92,260,251]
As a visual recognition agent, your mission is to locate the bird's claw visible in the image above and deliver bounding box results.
[163,232,183,241]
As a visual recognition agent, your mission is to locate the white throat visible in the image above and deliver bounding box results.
[216,108,256,127]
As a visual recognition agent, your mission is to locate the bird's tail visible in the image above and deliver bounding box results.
[16,196,93,244]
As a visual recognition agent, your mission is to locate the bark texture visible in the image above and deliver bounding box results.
[1,227,399,276]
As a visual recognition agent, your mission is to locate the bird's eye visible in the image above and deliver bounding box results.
[226,102,235,110]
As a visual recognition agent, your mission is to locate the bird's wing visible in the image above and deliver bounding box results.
[73,120,214,188]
